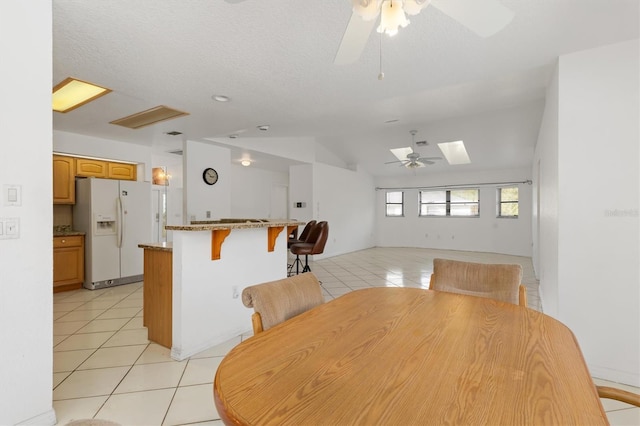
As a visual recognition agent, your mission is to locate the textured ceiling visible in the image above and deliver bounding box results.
[52,0,639,176]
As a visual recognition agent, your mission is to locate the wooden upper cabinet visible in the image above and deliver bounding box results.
[108,162,137,180]
[75,158,108,178]
[53,155,75,204]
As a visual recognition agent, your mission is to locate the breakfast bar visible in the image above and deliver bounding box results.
[139,219,303,360]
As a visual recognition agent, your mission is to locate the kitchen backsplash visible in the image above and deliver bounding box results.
[53,224,73,233]
[53,204,73,228]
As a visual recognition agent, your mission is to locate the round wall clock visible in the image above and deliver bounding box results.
[202,167,219,185]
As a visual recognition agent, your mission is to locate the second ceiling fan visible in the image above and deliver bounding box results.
[386,130,442,169]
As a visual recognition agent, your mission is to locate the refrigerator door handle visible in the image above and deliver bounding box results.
[116,196,124,248]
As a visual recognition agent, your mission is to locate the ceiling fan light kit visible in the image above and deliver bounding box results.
[337,0,514,66]
[351,0,431,36]
[377,1,409,36]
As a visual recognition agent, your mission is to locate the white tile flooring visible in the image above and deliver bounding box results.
[52,247,639,425]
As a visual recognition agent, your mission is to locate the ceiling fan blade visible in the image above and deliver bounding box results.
[430,0,514,37]
[334,12,377,65]
[384,160,404,164]
[423,160,435,165]
[390,146,413,161]
[417,156,442,161]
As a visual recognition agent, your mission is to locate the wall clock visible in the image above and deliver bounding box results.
[202,167,218,185]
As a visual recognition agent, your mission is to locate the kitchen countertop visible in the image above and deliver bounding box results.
[53,226,85,237]
[138,242,173,252]
[166,220,303,232]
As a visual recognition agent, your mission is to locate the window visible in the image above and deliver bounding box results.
[385,191,404,217]
[420,189,479,217]
[497,187,518,218]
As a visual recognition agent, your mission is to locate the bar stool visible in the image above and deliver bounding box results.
[288,220,316,248]
[287,220,316,275]
[289,221,329,275]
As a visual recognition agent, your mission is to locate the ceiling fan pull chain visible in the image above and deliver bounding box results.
[378,30,385,80]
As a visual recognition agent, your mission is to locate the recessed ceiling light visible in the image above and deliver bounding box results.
[257,125,270,131]
[438,140,471,165]
[241,160,251,167]
[52,77,112,113]
[212,95,230,102]
[384,119,399,124]
[229,134,239,139]
[165,131,182,136]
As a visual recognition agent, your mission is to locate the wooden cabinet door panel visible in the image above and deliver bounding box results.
[108,162,136,180]
[53,236,84,289]
[76,158,107,178]
[53,155,75,204]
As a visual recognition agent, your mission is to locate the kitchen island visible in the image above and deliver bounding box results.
[140,220,302,360]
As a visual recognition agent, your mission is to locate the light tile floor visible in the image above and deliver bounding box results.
[52,247,639,425]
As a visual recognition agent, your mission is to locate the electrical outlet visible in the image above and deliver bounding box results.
[0,217,19,239]
[206,211,211,218]
[232,286,239,299]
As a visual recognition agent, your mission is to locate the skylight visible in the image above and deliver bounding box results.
[437,141,471,165]
[390,147,413,162]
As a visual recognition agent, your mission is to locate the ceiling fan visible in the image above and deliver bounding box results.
[386,130,442,169]
[335,0,514,65]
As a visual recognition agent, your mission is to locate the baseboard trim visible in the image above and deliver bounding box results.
[17,408,56,425]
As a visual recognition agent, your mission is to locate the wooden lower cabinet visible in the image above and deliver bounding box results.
[143,248,172,348]
[53,235,84,292]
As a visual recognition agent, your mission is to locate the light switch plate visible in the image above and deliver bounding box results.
[3,184,21,206]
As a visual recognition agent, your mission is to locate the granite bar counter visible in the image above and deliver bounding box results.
[141,220,303,359]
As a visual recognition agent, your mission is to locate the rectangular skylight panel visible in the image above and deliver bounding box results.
[438,140,471,165]
[390,147,413,162]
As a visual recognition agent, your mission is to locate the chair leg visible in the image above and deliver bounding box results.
[302,254,311,273]
[293,254,303,275]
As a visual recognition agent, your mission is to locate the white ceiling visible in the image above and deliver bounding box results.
[52,0,639,176]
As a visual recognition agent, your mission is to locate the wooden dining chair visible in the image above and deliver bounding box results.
[597,385,640,407]
[241,272,325,334]
[429,258,527,307]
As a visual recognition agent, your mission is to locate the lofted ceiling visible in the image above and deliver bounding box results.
[52,0,639,176]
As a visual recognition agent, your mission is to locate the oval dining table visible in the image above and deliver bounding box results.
[214,287,607,425]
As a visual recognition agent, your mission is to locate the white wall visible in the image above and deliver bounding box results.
[289,164,314,222]
[207,136,316,164]
[556,40,639,386]
[0,1,56,425]
[375,168,533,256]
[288,163,376,258]
[533,64,560,314]
[183,140,231,221]
[230,166,289,218]
[54,130,153,182]
[171,227,288,359]
[311,163,376,258]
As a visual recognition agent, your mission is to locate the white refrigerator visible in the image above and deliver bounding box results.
[74,178,152,290]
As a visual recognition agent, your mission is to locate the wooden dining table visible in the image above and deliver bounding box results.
[214,287,607,425]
